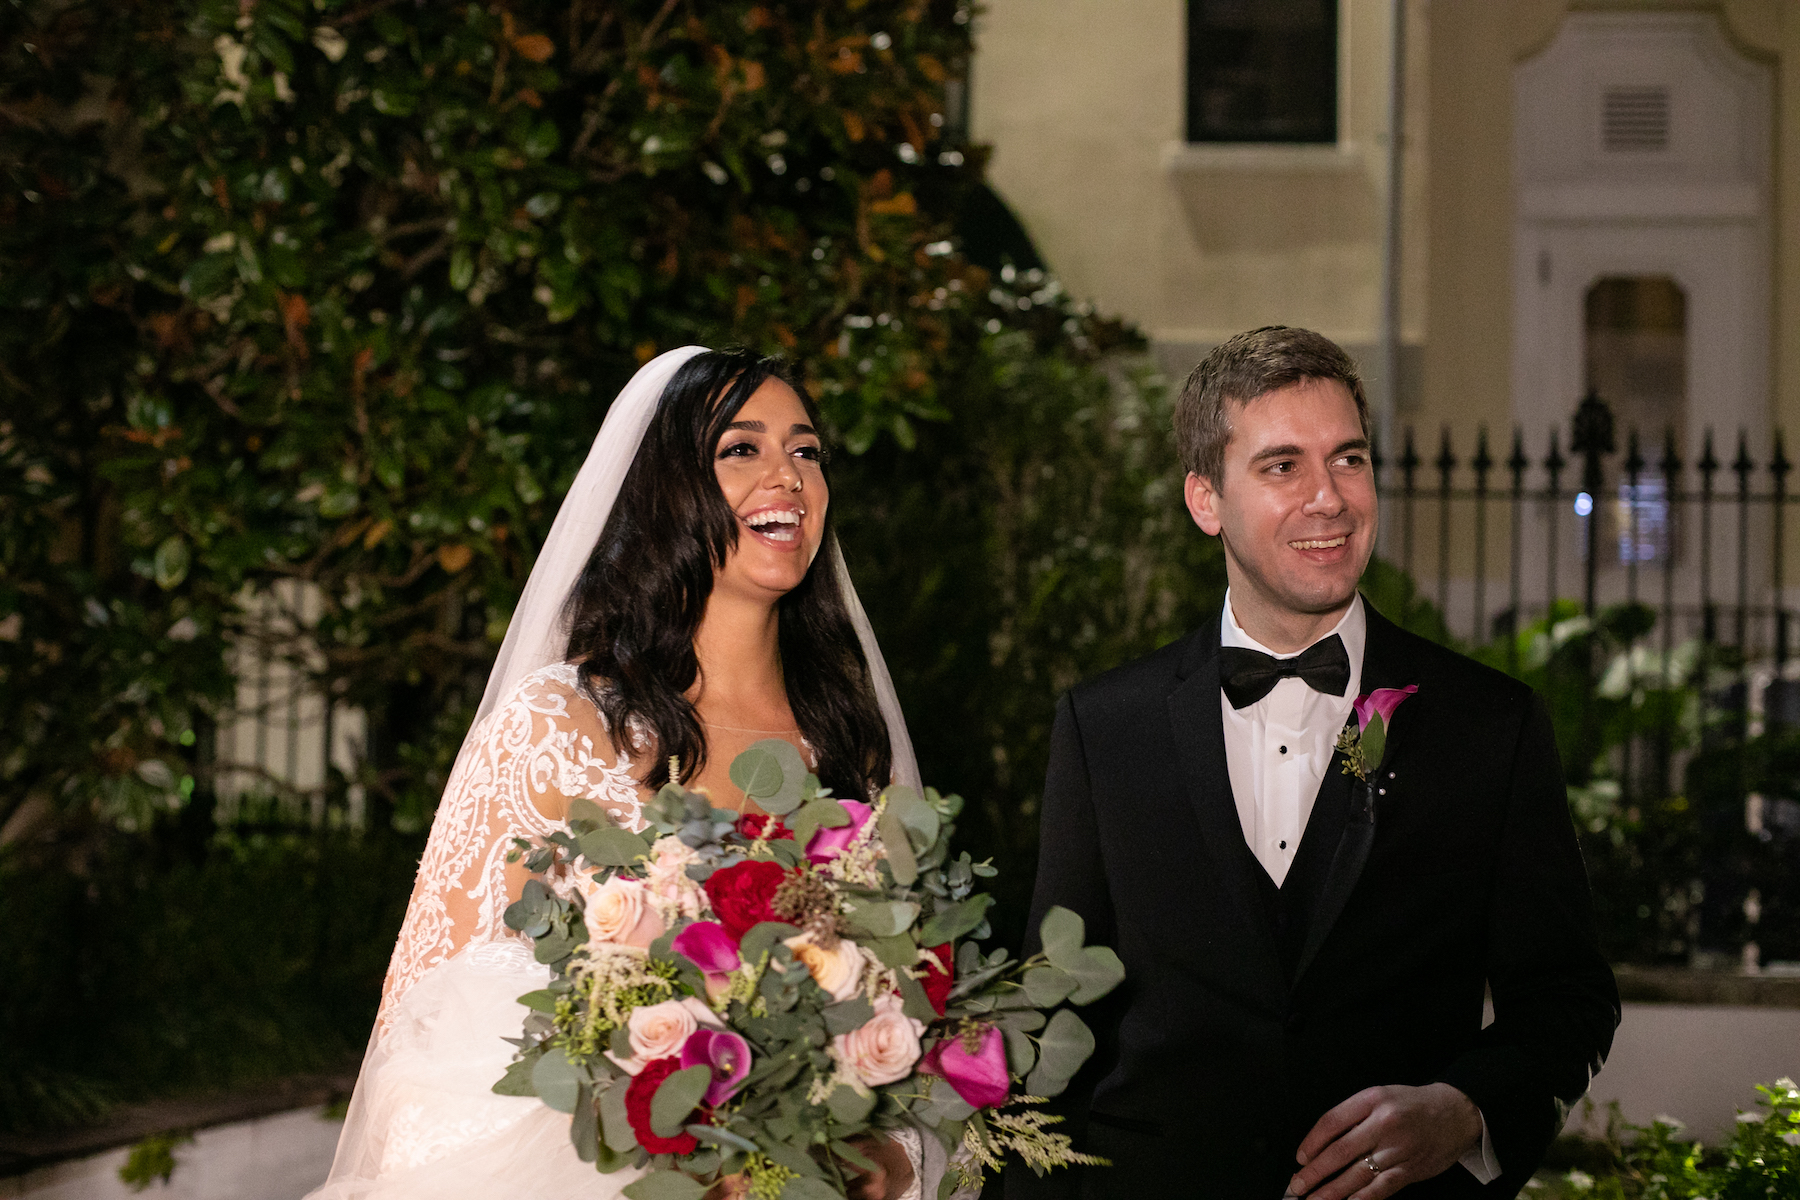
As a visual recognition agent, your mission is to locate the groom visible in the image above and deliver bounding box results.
[1009,327,1619,1199]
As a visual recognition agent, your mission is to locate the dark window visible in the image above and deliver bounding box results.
[1186,0,1338,143]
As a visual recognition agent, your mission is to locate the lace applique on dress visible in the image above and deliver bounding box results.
[378,663,647,1029]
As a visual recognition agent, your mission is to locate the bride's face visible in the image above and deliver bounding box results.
[712,377,828,602]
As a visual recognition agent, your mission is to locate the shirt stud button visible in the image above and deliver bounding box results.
[1279,840,1287,850]
[1279,745,1287,754]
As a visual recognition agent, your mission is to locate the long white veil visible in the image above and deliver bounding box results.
[477,345,919,786]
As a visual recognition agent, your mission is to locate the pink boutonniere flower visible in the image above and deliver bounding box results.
[1337,685,1417,780]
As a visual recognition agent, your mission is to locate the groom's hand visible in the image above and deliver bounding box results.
[1284,1083,1483,1200]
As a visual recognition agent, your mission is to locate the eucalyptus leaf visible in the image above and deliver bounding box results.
[1025,1008,1095,1097]
[789,796,850,850]
[578,825,649,867]
[1065,945,1126,1005]
[917,893,994,947]
[1037,905,1086,970]
[844,898,918,939]
[621,1171,708,1200]
[687,1124,760,1155]
[826,1083,877,1124]
[491,1053,537,1096]
[831,1139,879,1173]
[531,1049,581,1114]
[599,1080,637,1153]
[822,994,876,1036]
[1021,965,1077,1008]
[1002,1024,1038,1075]
[648,1064,711,1138]
[895,970,937,1023]
[566,795,607,827]
[877,804,918,885]
[782,1178,845,1200]
[868,932,918,969]
[728,739,806,814]
[516,988,558,1013]
[882,786,941,852]
[570,1085,599,1162]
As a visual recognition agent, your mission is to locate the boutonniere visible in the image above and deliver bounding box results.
[1335,685,1418,781]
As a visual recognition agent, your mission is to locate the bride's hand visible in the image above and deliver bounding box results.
[844,1134,916,1200]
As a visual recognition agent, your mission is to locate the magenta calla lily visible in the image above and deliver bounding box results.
[671,921,742,975]
[680,1027,753,1106]
[1353,685,1417,732]
[805,799,874,863]
[921,1024,1010,1110]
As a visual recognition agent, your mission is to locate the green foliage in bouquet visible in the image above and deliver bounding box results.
[497,742,1124,1198]
[1553,1081,1799,1200]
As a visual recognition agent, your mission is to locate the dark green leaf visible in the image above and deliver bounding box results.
[1038,905,1086,970]
[517,988,559,1013]
[827,1084,876,1125]
[491,1053,538,1096]
[822,994,875,1035]
[570,1085,599,1162]
[578,825,649,867]
[877,804,918,885]
[918,893,994,946]
[532,1049,581,1114]
[1065,945,1126,1005]
[789,797,850,850]
[600,1080,637,1153]
[1021,966,1076,1008]
[649,1065,711,1138]
[1025,1009,1095,1097]
[621,1171,708,1200]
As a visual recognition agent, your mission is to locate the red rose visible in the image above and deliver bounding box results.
[736,813,789,842]
[921,942,954,1016]
[624,1056,703,1155]
[702,859,791,940]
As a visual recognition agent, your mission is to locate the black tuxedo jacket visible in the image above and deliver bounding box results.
[1007,603,1619,1199]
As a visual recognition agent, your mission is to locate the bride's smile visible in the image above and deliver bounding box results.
[713,377,828,599]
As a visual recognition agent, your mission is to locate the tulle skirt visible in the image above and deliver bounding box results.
[309,939,639,1200]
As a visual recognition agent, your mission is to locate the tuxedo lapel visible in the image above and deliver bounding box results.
[1292,599,1415,985]
[1165,623,1286,998]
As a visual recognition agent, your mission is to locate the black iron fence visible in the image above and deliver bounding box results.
[1377,391,1800,967]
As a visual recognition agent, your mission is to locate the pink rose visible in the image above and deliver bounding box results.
[582,876,664,949]
[831,991,924,1087]
[921,1023,1010,1110]
[805,800,874,864]
[1353,685,1417,731]
[612,996,719,1075]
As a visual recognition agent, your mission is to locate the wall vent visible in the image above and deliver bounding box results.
[1602,85,1670,152]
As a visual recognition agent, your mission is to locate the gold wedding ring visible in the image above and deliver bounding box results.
[1364,1157,1381,1175]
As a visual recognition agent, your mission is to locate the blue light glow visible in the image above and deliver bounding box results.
[1573,492,1594,517]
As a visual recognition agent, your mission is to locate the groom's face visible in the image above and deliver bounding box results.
[1184,377,1376,624]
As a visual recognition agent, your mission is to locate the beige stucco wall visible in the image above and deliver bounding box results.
[970,0,1430,389]
[973,0,1794,447]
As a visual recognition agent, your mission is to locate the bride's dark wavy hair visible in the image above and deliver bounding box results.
[564,349,892,798]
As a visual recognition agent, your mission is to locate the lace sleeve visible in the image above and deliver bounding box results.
[377,663,648,1028]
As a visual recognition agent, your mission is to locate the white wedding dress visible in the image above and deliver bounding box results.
[311,347,933,1200]
[315,665,654,1199]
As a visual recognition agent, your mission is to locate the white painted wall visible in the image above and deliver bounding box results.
[1576,1002,1800,1144]
[0,1108,341,1200]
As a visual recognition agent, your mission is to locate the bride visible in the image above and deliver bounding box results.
[313,347,939,1200]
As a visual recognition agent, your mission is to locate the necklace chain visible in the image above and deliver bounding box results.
[702,721,802,735]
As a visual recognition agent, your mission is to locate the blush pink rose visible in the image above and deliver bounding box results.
[582,876,664,949]
[613,996,720,1075]
[831,991,924,1087]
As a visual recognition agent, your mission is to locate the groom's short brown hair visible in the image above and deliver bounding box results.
[1174,326,1369,488]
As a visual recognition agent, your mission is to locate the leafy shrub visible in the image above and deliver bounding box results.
[1552,1082,1800,1199]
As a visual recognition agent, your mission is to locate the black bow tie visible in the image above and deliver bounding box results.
[1219,634,1351,709]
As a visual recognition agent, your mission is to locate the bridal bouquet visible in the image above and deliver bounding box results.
[495,740,1123,1200]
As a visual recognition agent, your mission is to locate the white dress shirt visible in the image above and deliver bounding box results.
[1219,591,1364,888]
[1216,590,1501,1185]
